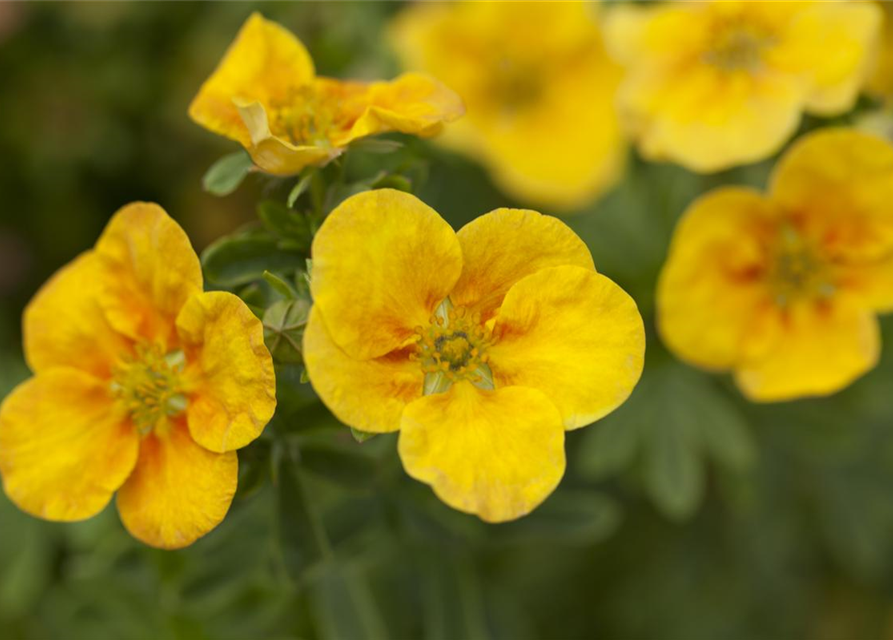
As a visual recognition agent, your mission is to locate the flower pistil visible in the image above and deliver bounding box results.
[111,343,188,435]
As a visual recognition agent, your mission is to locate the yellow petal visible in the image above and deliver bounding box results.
[335,72,464,146]
[188,12,315,147]
[619,62,804,173]
[775,1,881,115]
[310,189,462,359]
[770,128,893,266]
[117,419,237,550]
[234,99,336,175]
[303,306,423,433]
[94,202,203,347]
[175,292,276,453]
[23,251,131,378]
[450,208,595,321]
[488,266,645,430]
[0,369,138,521]
[867,2,893,98]
[657,188,778,370]
[398,381,565,523]
[734,298,880,402]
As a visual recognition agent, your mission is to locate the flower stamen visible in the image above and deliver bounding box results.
[111,343,188,435]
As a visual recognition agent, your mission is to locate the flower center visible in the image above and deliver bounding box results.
[768,225,834,306]
[268,86,337,147]
[413,301,494,394]
[703,24,774,71]
[491,57,544,113]
[111,343,187,435]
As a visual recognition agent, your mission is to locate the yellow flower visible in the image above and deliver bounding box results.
[0,203,276,549]
[605,1,881,172]
[390,1,625,211]
[189,12,464,176]
[657,129,893,402]
[303,189,644,521]
[868,1,893,100]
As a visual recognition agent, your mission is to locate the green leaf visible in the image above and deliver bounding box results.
[417,552,490,640]
[202,150,253,196]
[263,299,310,364]
[258,200,313,249]
[262,270,298,299]
[369,173,412,192]
[288,171,316,207]
[497,490,622,545]
[643,403,704,521]
[349,138,404,154]
[351,428,377,443]
[202,232,305,287]
[276,453,329,583]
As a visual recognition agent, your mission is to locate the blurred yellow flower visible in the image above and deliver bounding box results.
[390,1,625,211]
[606,1,881,172]
[303,189,644,521]
[189,12,464,175]
[868,1,893,100]
[0,203,276,549]
[657,129,893,402]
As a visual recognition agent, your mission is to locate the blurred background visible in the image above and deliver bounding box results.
[4,3,893,639]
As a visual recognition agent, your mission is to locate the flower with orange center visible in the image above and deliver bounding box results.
[605,1,881,172]
[303,189,645,521]
[390,1,625,211]
[657,129,893,401]
[189,13,464,176]
[0,203,276,548]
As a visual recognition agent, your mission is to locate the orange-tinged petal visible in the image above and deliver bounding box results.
[335,72,464,146]
[94,202,203,347]
[188,12,315,147]
[657,188,777,370]
[734,298,880,402]
[489,266,645,430]
[303,306,422,433]
[310,189,462,360]
[117,419,237,550]
[398,381,565,523]
[450,208,595,321]
[175,291,276,453]
[769,129,893,267]
[23,251,131,378]
[0,369,138,521]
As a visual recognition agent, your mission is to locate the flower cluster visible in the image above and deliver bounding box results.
[5,3,893,548]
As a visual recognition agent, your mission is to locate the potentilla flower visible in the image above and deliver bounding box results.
[657,129,893,402]
[389,2,625,211]
[189,12,464,176]
[0,203,276,549]
[605,1,881,172]
[303,189,645,521]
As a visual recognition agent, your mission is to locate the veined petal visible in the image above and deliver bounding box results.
[188,12,315,147]
[303,306,423,433]
[335,72,464,146]
[176,292,276,453]
[769,129,893,268]
[734,298,879,402]
[0,369,138,521]
[489,266,645,430]
[310,189,462,360]
[398,381,565,523]
[23,251,131,378]
[234,99,335,175]
[94,202,203,347]
[450,208,595,321]
[117,419,238,550]
[657,188,777,370]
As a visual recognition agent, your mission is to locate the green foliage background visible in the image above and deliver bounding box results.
[3,3,893,639]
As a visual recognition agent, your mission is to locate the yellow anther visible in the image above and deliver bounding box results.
[111,344,187,436]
